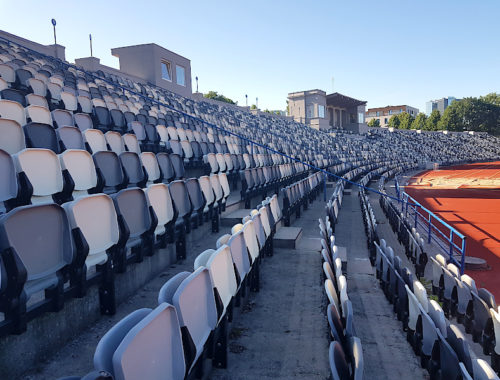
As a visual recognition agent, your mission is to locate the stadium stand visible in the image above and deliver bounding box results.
[0,34,499,379]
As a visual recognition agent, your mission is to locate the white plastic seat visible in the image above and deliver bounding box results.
[215,153,226,172]
[14,148,64,204]
[0,99,26,126]
[26,105,52,125]
[105,131,126,155]
[140,152,161,184]
[59,149,98,199]
[194,245,238,320]
[0,119,25,154]
[145,183,175,240]
[199,175,216,211]
[84,129,108,153]
[227,230,251,285]
[63,193,119,270]
[123,133,141,154]
[74,113,93,131]
[61,91,78,112]
[26,94,49,108]
[204,153,219,173]
[241,220,260,264]
[325,278,341,316]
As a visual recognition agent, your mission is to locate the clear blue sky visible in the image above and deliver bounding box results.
[1,0,499,112]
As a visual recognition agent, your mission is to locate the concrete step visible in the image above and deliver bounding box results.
[220,208,251,226]
[274,226,302,249]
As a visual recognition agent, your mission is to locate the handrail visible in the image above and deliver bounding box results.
[394,177,467,273]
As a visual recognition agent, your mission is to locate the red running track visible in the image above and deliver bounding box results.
[405,161,500,300]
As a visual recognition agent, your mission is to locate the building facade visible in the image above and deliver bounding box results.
[425,97,458,116]
[365,105,419,127]
[287,90,367,132]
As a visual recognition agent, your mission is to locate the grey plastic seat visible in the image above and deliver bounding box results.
[156,152,175,183]
[93,151,126,194]
[158,268,218,373]
[112,304,185,380]
[23,122,60,153]
[0,203,73,330]
[169,180,192,232]
[227,230,251,288]
[74,113,93,132]
[185,178,206,228]
[329,341,350,380]
[170,153,185,179]
[111,188,155,271]
[59,149,99,199]
[57,126,85,150]
[51,109,74,129]
[119,152,147,188]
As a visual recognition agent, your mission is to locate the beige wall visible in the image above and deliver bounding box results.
[0,30,66,61]
[288,89,328,129]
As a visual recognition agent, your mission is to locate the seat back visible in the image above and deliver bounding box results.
[59,149,97,198]
[140,152,160,183]
[185,178,205,213]
[145,183,175,228]
[0,150,18,205]
[57,126,85,150]
[93,151,125,190]
[0,119,25,154]
[112,188,152,239]
[168,180,192,219]
[112,304,185,380]
[84,129,108,153]
[119,152,146,188]
[24,123,59,152]
[329,341,350,380]
[14,148,64,203]
[170,154,185,179]
[227,230,251,282]
[0,203,73,296]
[105,131,126,155]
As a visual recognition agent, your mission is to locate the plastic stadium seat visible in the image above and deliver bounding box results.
[74,113,93,132]
[227,230,251,292]
[23,122,60,152]
[185,178,206,228]
[1,88,27,107]
[92,151,126,194]
[14,148,73,204]
[156,152,175,183]
[0,99,26,125]
[194,244,238,321]
[0,149,20,213]
[83,129,108,154]
[123,133,141,154]
[0,63,16,84]
[170,153,185,179]
[59,149,99,199]
[204,153,219,173]
[63,193,119,277]
[119,152,147,188]
[0,203,74,333]
[25,105,52,126]
[0,119,25,154]
[145,183,175,247]
[51,109,74,129]
[428,329,461,380]
[157,268,218,374]
[111,188,156,271]
[61,91,78,112]
[329,339,363,380]
[446,324,473,376]
[26,93,49,108]
[140,152,161,185]
[105,131,126,155]
[27,78,46,97]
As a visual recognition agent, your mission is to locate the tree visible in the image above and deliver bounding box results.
[480,92,500,106]
[426,110,441,131]
[203,91,236,105]
[367,118,380,128]
[411,113,427,130]
[398,112,414,129]
[438,102,463,131]
[388,114,401,129]
[250,104,257,110]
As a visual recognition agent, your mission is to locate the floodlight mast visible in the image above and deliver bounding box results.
[51,18,57,58]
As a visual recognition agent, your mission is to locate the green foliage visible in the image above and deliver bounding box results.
[203,91,236,105]
[436,94,500,135]
[388,114,401,129]
[426,109,441,131]
[250,104,257,110]
[398,112,414,129]
[411,113,427,130]
[367,118,380,128]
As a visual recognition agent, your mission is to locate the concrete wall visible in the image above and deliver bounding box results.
[0,30,66,61]
[111,43,192,98]
[288,89,328,128]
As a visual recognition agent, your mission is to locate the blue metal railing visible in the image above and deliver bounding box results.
[394,177,467,273]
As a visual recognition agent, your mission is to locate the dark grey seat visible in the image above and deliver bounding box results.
[170,153,185,179]
[119,152,147,188]
[0,149,20,213]
[57,126,85,150]
[185,178,206,228]
[23,122,60,153]
[93,151,126,194]
[111,187,156,272]
[157,153,175,183]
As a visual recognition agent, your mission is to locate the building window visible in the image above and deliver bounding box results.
[400,108,403,113]
[384,118,388,124]
[318,105,325,118]
[306,105,314,118]
[376,111,380,117]
[161,61,172,81]
[389,110,393,115]
[176,65,185,86]
[358,113,364,123]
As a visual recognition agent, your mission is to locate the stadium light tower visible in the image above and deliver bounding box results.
[256,97,258,109]
[195,76,198,93]
[51,19,57,58]
[245,94,248,106]
[89,34,93,57]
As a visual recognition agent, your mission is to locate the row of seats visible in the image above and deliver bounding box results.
[361,186,499,379]
[58,194,282,379]
[0,167,232,336]
[319,214,364,379]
